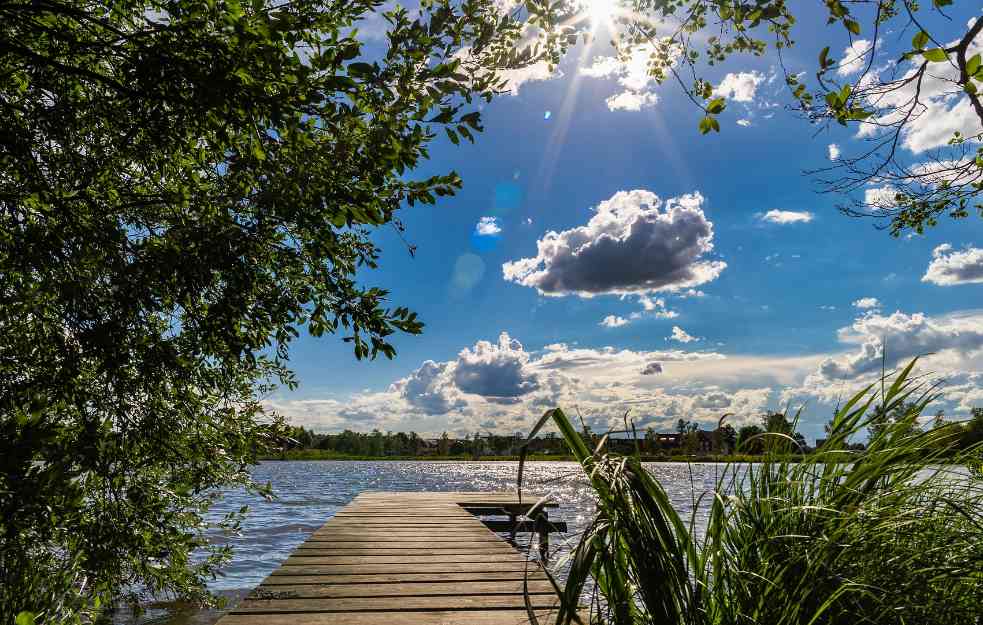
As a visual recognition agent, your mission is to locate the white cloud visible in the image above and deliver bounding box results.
[392,360,467,415]
[715,71,765,103]
[758,209,814,224]
[605,90,659,111]
[818,311,983,379]
[828,143,841,160]
[580,42,681,113]
[502,190,726,297]
[864,186,897,208]
[271,313,983,437]
[498,61,558,94]
[855,32,982,153]
[837,39,872,77]
[600,314,630,328]
[474,216,502,236]
[669,325,699,343]
[736,118,752,127]
[923,244,983,286]
[580,43,667,93]
[453,332,540,399]
[852,297,880,310]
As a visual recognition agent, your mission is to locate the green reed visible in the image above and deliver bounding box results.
[524,359,983,625]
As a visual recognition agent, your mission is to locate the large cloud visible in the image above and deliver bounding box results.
[817,311,983,380]
[502,190,726,297]
[453,332,540,398]
[922,244,983,286]
[391,360,466,415]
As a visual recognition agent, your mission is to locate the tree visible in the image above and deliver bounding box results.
[736,424,765,454]
[868,401,923,441]
[0,0,564,620]
[577,1,981,234]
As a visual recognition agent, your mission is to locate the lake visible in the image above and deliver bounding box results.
[122,460,731,624]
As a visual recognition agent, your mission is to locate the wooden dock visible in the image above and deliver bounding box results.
[216,491,571,625]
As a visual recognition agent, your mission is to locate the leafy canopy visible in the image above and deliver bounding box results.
[0,0,567,620]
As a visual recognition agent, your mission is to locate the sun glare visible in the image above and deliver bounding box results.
[584,0,618,28]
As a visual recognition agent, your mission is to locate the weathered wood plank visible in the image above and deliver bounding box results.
[283,553,530,565]
[274,562,535,575]
[251,581,556,598]
[219,609,565,625]
[232,595,560,613]
[291,548,519,556]
[260,572,548,585]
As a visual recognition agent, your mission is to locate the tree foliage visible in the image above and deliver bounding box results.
[0,0,565,620]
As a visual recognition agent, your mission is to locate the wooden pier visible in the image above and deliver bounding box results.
[216,491,571,625]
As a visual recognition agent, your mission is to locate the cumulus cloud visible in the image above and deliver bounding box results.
[392,360,466,415]
[837,39,872,77]
[502,189,726,297]
[758,209,814,224]
[828,143,841,160]
[818,311,983,379]
[715,71,765,102]
[475,216,502,236]
[606,90,659,111]
[669,325,699,343]
[922,244,983,286]
[852,297,880,310]
[600,315,630,328]
[641,362,663,375]
[453,332,540,398]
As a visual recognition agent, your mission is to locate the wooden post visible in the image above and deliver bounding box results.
[534,510,549,560]
[508,512,517,540]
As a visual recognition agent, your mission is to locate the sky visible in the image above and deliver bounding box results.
[268,2,983,444]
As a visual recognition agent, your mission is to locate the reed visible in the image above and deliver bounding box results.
[526,359,983,625]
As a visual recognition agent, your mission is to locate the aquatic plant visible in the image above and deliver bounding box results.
[528,359,983,625]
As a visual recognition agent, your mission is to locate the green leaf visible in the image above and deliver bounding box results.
[819,46,831,69]
[15,613,36,625]
[698,116,720,134]
[912,31,929,50]
[965,81,978,95]
[922,48,948,63]
[347,62,374,76]
[706,97,726,114]
[843,19,861,35]
[967,53,981,77]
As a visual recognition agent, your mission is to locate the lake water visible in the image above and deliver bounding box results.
[123,460,730,624]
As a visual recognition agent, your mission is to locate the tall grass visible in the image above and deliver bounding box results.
[528,360,983,625]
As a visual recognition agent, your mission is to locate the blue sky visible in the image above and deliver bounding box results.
[270,3,983,443]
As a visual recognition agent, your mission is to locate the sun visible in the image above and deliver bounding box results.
[584,0,619,28]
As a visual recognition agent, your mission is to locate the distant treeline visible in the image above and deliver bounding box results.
[273,407,983,460]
